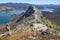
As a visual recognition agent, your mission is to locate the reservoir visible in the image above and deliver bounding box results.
[0,8,54,24]
[0,10,25,24]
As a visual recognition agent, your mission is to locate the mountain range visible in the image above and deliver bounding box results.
[0,3,60,11]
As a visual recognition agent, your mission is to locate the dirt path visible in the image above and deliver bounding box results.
[0,27,36,40]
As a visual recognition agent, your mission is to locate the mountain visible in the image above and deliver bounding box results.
[0,3,60,10]
[0,5,43,34]
[0,5,60,40]
[0,3,30,10]
[35,4,60,9]
[12,5,43,28]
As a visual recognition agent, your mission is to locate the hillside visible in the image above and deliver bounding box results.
[0,3,60,11]
[0,3,30,10]
[43,10,60,26]
[0,5,60,40]
[0,5,43,34]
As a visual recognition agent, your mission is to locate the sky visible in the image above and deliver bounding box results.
[0,0,60,4]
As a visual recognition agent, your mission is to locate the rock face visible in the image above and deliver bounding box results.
[33,6,43,22]
[16,5,35,23]
[16,5,43,23]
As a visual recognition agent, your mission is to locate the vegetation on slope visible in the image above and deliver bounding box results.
[41,16,60,31]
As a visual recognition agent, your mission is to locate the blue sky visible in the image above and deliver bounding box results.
[0,0,60,4]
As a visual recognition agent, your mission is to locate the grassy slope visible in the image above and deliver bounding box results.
[41,16,60,31]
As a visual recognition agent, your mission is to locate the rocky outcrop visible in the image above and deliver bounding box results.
[0,5,43,34]
[16,5,43,23]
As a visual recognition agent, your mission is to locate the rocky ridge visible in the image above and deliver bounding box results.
[0,5,60,40]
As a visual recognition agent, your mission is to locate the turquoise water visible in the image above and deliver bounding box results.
[0,10,25,24]
[41,8,54,12]
[0,8,54,24]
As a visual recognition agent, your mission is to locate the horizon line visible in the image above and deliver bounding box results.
[0,2,60,5]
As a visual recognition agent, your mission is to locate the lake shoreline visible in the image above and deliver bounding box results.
[0,10,25,24]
